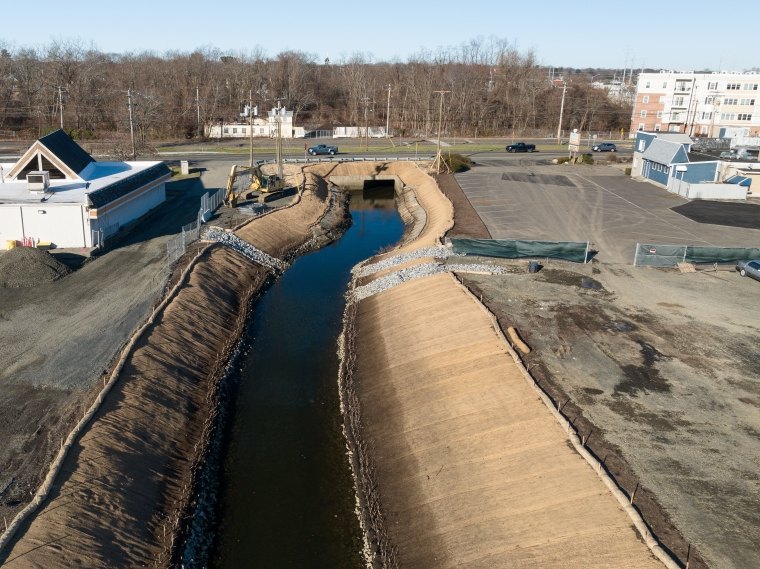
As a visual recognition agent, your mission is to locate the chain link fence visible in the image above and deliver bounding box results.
[450,238,592,263]
[633,243,760,267]
[167,188,226,266]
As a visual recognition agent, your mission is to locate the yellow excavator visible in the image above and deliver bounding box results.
[224,164,286,207]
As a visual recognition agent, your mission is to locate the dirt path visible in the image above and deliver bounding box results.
[0,180,334,568]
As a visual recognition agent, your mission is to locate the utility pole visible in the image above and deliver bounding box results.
[127,89,136,160]
[196,85,201,138]
[433,90,450,173]
[556,82,567,145]
[385,84,392,138]
[361,97,371,151]
[274,101,284,181]
[248,89,254,172]
[58,86,64,130]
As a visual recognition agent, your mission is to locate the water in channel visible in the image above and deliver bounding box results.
[213,188,403,568]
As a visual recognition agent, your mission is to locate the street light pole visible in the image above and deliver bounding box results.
[556,81,567,144]
[385,84,391,137]
[127,89,136,160]
[433,90,450,173]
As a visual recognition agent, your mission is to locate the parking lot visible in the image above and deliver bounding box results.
[458,156,760,264]
[454,155,760,569]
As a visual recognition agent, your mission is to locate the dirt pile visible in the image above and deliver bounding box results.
[0,248,71,288]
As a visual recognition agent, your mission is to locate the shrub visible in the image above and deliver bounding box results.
[625,167,632,176]
[442,153,472,173]
[580,153,594,165]
[555,156,571,164]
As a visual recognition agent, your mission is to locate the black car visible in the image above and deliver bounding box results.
[592,142,617,152]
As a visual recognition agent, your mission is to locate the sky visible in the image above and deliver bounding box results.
[0,0,755,72]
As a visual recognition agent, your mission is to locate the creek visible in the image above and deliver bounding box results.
[212,188,403,568]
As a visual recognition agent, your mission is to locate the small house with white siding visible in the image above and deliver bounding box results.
[0,130,171,248]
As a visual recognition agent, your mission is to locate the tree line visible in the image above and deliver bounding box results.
[0,38,633,148]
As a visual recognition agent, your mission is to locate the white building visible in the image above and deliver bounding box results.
[205,106,305,139]
[0,130,171,248]
[332,126,388,138]
[631,71,760,137]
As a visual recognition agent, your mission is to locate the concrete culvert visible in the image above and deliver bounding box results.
[0,247,71,288]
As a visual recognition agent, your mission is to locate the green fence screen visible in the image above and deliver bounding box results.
[451,238,590,263]
[634,243,760,266]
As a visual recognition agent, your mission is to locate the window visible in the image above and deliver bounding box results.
[662,81,668,88]
[223,127,230,133]
[700,125,708,135]
[743,83,758,90]
[642,95,650,103]
[707,81,718,90]
[724,98,738,105]
[721,113,737,120]
[638,123,645,131]
[659,95,666,103]
[638,139,646,151]
[740,99,755,106]
[674,96,685,106]
[671,112,682,121]
[645,81,651,88]
[738,114,752,121]
[675,80,691,92]
[640,110,647,117]
[232,127,238,134]
[727,83,740,90]
[654,124,661,132]
[241,127,247,134]
[705,96,715,104]
[701,112,713,120]
[656,110,663,118]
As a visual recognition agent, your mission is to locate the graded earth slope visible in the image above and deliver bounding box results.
[0,181,334,568]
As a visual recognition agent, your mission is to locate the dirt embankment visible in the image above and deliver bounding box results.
[340,167,673,568]
[0,172,338,568]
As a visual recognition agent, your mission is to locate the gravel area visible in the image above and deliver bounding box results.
[352,246,460,278]
[201,227,287,272]
[0,247,71,288]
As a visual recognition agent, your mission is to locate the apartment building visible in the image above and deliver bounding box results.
[630,71,760,138]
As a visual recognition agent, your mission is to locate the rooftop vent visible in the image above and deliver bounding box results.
[27,171,50,194]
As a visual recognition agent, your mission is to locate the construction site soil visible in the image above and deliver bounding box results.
[0,161,756,568]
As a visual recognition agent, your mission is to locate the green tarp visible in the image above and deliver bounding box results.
[635,243,760,266]
[451,238,590,263]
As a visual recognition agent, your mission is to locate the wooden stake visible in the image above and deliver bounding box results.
[630,482,639,505]
[686,543,691,569]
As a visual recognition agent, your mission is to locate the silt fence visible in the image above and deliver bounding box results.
[633,243,760,267]
[450,238,591,263]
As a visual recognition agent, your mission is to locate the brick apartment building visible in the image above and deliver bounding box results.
[630,71,760,138]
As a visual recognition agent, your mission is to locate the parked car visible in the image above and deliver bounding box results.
[308,144,338,155]
[592,142,617,152]
[736,259,760,280]
[505,142,536,153]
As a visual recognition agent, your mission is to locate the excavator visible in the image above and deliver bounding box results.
[223,164,286,207]
[223,102,289,207]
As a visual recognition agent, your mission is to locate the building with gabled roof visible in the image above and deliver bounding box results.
[0,130,171,248]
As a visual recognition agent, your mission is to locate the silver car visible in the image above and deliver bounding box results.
[736,259,760,280]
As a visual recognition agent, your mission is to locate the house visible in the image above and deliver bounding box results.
[632,131,750,199]
[630,71,760,138]
[0,130,171,248]
[205,106,305,139]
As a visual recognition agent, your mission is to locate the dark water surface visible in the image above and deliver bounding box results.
[213,192,402,568]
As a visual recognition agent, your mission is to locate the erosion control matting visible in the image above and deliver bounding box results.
[351,272,665,568]
[671,200,760,229]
